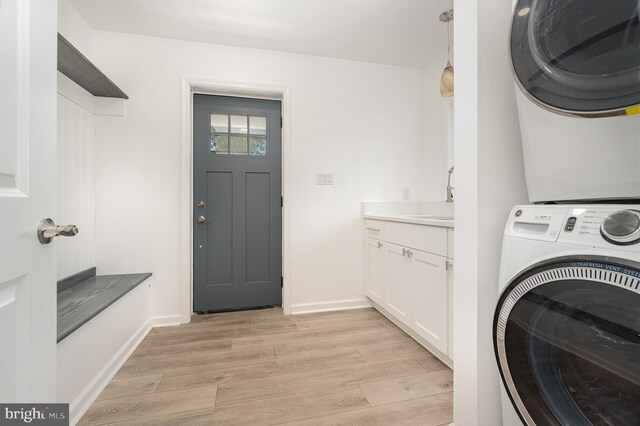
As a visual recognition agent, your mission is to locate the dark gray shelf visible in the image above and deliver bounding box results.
[57,271,151,343]
[57,33,128,99]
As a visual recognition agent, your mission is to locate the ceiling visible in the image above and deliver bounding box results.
[69,0,452,68]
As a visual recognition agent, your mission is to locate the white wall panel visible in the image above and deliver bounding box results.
[57,93,95,280]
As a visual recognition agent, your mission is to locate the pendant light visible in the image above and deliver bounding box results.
[439,9,454,98]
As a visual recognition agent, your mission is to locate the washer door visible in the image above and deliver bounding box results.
[494,256,640,425]
[511,0,640,117]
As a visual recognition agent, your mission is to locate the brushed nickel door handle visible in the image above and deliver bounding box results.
[197,215,207,224]
[37,218,79,244]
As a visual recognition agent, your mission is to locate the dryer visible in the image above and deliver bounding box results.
[495,204,640,425]
[510,0,640,203]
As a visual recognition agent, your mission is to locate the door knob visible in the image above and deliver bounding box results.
[37,218,79,244]
[197,215,207,224]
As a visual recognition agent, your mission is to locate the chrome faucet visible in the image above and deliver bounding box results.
[446,166,454,203]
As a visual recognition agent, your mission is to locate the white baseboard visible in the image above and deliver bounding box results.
[148,314,183,328]
[69,320,152,425]
[290,298,372,315]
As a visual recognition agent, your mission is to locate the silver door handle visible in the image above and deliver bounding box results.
[197,215,207,224]
[37,218,79,244]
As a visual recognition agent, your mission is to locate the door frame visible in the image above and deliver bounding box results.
[180,77,292,322]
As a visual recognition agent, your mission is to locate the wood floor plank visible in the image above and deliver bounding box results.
[154,314,297,335]
[209,386,370,425]
[415,354,450,372]
[109,408,216,426]
[286,308,377,322]
[293,309,384,329]
[280,393,453,426]
[231,321,389,349]
[96,374,163,401]
[79,384,217,425]
[357,340,431,363]
[156,348,366,393]
[274,329,411,359]
[359,370,453,406]
[143,319,298,344]
[115,346,275,379]
[132,338,233,358]
[215,357,428,406]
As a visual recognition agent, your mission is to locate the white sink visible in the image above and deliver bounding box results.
[403,215,454,221]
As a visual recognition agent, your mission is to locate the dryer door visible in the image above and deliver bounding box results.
[511,0,640,117]
[494,256,640,425]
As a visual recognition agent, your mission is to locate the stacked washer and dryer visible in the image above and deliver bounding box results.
[495,0,640,425]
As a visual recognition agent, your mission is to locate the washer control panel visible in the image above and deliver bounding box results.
[507,205,640,248]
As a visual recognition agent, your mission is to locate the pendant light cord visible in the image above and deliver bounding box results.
[447,18,452,66]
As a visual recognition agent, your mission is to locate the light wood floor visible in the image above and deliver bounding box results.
[80,307,453,425]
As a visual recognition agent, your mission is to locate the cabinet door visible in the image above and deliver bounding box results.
[364,237,385,305]
[385,243,412,324]
[411,249,448,354]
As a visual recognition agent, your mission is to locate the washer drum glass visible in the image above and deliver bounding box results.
[494,257,640,425]
[511,0,640,116]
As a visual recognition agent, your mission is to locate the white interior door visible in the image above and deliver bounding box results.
[0,0,58,402]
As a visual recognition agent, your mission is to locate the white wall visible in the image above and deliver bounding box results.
[91,32,426,317]
[58,0,94,61]
[453,0,529,424]
[421,50,453,201]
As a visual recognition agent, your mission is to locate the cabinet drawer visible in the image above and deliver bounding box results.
[364,219,385,240]
[385,222,447,257]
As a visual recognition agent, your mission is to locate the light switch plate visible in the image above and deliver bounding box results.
[317,173,334,185]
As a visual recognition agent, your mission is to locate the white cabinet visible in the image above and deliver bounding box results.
[384,243,412,323]
[411,250,448,354]
[363,219,454,364]
[364,237,385,305]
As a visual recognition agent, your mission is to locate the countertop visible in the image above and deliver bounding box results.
[364,214,454,229]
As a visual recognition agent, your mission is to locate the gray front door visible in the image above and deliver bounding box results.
[193,95,282,312]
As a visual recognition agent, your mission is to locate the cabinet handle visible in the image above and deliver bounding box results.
[406,249,413,257]
[402,248,407,256]
[377,242,383,248]
[446,260,454,270]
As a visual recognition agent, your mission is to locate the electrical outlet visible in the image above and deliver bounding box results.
[316,173,334,185]
[402,188,410,201]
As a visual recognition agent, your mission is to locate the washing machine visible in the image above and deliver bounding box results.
[494,204,640,425]
[510,0,640,203]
